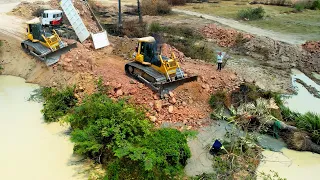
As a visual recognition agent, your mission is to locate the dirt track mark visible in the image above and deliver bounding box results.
[173,9,306,45]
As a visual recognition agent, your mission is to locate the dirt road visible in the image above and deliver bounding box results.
[173,9,306,45]
[0,0,50,40]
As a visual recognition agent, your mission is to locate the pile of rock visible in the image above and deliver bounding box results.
[302,41,320,53]
[201,24,253,47]
[161,43,186,62]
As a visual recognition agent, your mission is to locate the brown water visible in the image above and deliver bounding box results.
[257,69,320,179]
[0,76,86,180]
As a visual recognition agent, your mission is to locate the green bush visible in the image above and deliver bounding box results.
[67,93,191,179]
[294,3,305,12]
[237,7,265,20]
[311,0,320,10]
[209,91,227,109]
[296,112,320,144]
[293,0,320,11]
[108,128,191,179]
[41,86,77,122]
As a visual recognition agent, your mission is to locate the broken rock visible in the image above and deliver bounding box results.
[168,105,174,113]
[149,116,157,122]
[169,97,177,104]
[154,100,162,112]
[116,89,123,96]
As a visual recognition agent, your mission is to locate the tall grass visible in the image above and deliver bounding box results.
[296,112,320,144]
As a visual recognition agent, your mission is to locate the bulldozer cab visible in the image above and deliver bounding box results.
[136,37,167,67]
[26,20,53,43]
[140,41,162,67]
[27,23,44,41]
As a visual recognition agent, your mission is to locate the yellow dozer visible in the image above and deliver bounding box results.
[125,36,198,97]
[21,19,76,66]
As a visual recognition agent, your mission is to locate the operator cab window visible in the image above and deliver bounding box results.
[42,13,48,18]
[53,14,57,18]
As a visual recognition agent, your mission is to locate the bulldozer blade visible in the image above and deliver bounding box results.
[42,42,77,66]
[158,75,198,98]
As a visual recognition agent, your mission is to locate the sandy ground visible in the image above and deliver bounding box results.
[173,9,306,45]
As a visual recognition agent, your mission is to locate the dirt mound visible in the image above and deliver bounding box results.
[201,24,253,47]
[182,60,240,93]
[302,41,320,53]
[8,1,49,19]
[55,41,96,73]
[109,36,137,59]
[161,43,185,62]
[242,36,304,68]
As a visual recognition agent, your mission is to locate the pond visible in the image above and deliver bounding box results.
[0,75,86,180]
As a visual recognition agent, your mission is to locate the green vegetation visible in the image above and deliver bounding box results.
[209,91,227,109]
[294,0,320,11]
[38,84,191,179]
[41,86,77,122]
[237,7,265,20]
[66,93,190,179]
[296,112,320,144]
[194,131,261,179]
[177,2,320,38]
[149,22,215,62]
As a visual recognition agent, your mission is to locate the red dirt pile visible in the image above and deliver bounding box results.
[161,43,186,62]
[201,24,253,47]
[93,54,240,129]
[302,41,320,53]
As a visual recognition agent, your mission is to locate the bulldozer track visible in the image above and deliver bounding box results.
[125,62,198,97]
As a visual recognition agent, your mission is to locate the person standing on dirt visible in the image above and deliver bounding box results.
[217,51,223,71]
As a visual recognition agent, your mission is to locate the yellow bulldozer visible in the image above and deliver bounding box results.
[125,36,197,97]
[21,19,76,66]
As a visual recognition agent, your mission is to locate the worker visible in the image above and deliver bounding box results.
[217,51,223,71]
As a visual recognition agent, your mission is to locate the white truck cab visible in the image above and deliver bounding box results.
[41,10,63,26]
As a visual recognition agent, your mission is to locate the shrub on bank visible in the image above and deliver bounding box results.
[293,0,320,11]
[65,93,191,179]
[296,112,320,144]
[41,86,77,122]
[237,7,265,20]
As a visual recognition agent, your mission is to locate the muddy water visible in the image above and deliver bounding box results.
[0,76,86,180]
[257,69,320,179]
[284,69,320,114]
[257,134,320,180]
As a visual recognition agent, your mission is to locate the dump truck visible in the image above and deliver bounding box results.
[125,36,198,97]
[21,18,76,66]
